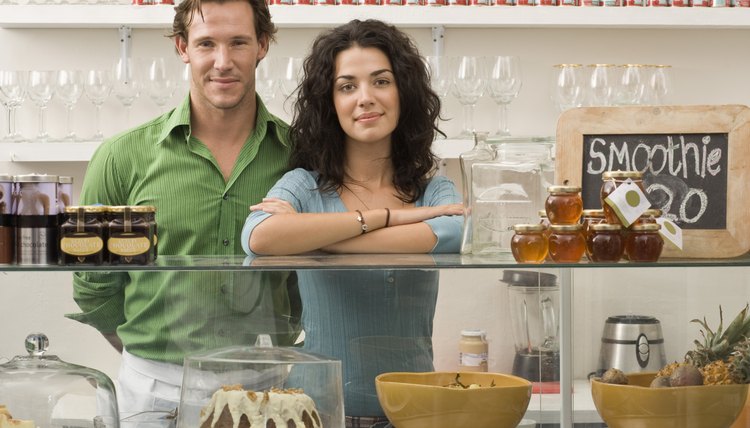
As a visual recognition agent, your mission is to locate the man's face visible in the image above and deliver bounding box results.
[175,1,268,112]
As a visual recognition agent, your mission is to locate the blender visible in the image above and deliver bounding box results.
[503,270,561,392]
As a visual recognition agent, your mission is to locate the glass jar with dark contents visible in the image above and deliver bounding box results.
[600,170,645,225]
[625,223,664,262]
[581,209,605,238]
[545,185,583,225]
[548,224,585,263]
[585,223,624,263]
[107,206,153,265]
[59,206,106,265]
[511,224,548,264]
[632,208,662,226]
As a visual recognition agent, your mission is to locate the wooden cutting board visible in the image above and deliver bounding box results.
[555,104,750,259]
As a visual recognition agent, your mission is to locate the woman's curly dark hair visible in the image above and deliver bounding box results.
[289,19,444,203]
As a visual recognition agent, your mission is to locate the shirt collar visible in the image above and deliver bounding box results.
[156,94,289,148]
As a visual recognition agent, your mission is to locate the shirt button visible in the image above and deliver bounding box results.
[223,194,229,200]
[223,239,230,246]
[220,285,228,294]
[387,276,395,284]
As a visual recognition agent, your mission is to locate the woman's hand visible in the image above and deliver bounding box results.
[250,198,298,215]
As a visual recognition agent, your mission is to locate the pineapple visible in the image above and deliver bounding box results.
[685,304,750,369]
[701,359,735,385]
[729,337,750,384]
[656,361,681,379]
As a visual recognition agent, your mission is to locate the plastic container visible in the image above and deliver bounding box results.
[178,335,344,428]
[0,333,119,428]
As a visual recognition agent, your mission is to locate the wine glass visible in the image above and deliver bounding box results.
[145,57,178,113]
[0,70,27,142]
[255,58,277,104]
[27,70,56,142]
[278,57,303,99]
[617,64,645,106]
[587,64,615,107]
[113,57,140,129]
[424,55,451,137]
[56,69,84,142]
[84,69,113,141]
[551,64,584,113]
[486,55,522,138]
[649,64,672,105]
[450,56,485,139]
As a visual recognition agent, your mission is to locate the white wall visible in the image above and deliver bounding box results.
[1,23,750,388]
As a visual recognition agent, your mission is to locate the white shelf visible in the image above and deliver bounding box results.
[1,4,749,29]
[0,141,100,162]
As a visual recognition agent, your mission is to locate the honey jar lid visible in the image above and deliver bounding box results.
[641,209,662,217]
[589,223,622,231]
[549,224,583,232]
[513,223,546,232]
[582,209,605,217]
[547,185,581,194]
[108,205,156,213]
[630,223,661,231]
[602,170,643,180]
[64,205,108,214]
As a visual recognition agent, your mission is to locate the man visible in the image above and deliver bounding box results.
[67,0,301,412]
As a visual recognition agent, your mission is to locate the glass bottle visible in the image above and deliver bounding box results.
[459,131,494,254]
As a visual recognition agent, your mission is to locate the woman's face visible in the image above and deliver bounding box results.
[332,46,400,147]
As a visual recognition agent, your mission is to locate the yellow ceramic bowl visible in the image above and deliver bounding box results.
[375,371,532,428]
[591,371,749,428]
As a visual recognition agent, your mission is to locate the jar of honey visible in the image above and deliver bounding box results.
[585,223,624,263]
[548,224,585,263]
[59,206,106,265]
[511,224,548,264]
[107,206,154,265]
[600,170,645,225]
[632,208,662,226]
[545,185,583,225]
[625,223,664,262]
[581,209,605,238]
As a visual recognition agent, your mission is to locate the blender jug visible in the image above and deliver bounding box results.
[503,270,560,385]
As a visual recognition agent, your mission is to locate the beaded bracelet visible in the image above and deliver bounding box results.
[355,210,368,234]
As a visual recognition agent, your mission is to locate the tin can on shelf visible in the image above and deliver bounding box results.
[548,224,585,263]
[625,223,664,262]
[0,174,14,265]
[586,223,625,263]
[546,185,583,225]
[59,206,106,266]
[107,206,154,265]
[459,329,489,372]
[511,224,548,264]
[14,174,59,266]
[600,170,646,225]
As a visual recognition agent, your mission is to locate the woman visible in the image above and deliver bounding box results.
[241,19,462,425]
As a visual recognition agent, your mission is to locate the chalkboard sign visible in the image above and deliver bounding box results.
[556,105,750,258]
[581,133,728,230]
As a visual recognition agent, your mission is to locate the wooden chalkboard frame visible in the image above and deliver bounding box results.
[556,104,750,259]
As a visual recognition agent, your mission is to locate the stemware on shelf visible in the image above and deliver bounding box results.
[146,57,178,113]
[648,64,673,105]
[587,63,615,107]
[486,55,522,138]
[84,69,114,141]
[617,64,645,106]
[113,57,140,129]
[424,55,452,138]
[451,56,485,139]
[56,69,84,142]
[0,70,28,143]
[27,70,56,142]
[551,63,584,113]
[278,57,303,100]
[255,58,277,104]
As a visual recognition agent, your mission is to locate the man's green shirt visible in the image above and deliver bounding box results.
[67,95,300,364]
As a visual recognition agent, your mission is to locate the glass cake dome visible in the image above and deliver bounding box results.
[178,335,344,428]
[0,333,119,428]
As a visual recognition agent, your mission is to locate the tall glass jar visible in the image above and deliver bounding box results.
[459,132,494,254]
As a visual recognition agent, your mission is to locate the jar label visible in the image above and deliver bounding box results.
[656,217,683,249]
[108,236,151,256]
[61,236,104,256]
[459,352,488,367]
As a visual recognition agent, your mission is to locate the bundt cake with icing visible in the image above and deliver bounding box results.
[199,385,322,428]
